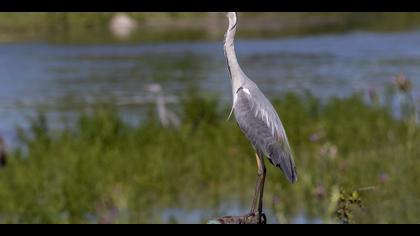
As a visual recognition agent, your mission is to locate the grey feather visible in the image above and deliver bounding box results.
[234,86,297,183]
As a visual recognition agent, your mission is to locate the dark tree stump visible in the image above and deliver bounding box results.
[208,212,266,224]
[0,137,6,168]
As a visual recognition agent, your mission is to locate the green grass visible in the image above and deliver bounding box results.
[0,92,418,223]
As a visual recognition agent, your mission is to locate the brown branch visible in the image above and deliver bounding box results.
[208,212,266,224]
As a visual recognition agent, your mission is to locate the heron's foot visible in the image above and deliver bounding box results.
[247,211,267,224]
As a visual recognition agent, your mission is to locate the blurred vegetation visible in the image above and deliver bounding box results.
[0,91,419,223]
[2,12,420,43]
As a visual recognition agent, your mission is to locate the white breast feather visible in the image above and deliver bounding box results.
[227,92,238,120]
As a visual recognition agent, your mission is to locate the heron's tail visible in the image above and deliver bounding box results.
[266,143,297,183]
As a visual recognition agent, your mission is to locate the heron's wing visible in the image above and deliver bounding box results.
[234,87,297,183]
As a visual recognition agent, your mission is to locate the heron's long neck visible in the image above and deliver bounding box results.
[224,23,245,91]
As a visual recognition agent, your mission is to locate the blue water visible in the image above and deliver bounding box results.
[1,30,420,147]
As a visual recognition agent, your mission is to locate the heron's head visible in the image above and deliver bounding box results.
[226,12,238,30]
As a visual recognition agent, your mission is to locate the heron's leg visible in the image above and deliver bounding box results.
[250,152,266,215]
[250,176,259,213]
[257,153,266,214]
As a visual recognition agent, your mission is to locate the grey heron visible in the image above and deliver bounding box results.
[147,83,180,128]
[224,12,297,221]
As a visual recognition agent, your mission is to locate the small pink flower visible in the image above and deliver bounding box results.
[378,172,390,184]
[313,184,326,200]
